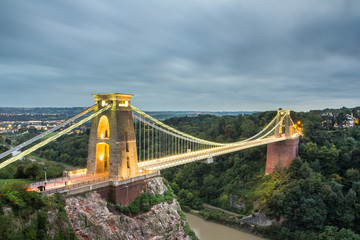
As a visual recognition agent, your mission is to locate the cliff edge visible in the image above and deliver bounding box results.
[65,176,196,240]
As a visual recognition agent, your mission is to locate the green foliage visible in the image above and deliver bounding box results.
[0,155,67,180]
[0,183,76,240]
[199,209,238,226]
[319,226,360,240]
[162,107,360,239]
[183,222,199,240]
[109,189,175,216]
[177,209,187,221]
[0,215,22,239]
[0,179,29,193]
[37,133,89,167]
[24,162,42,180]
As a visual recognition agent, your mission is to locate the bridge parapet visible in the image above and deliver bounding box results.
[42,171,161,206]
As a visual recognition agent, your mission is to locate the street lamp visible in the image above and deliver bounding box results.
[44,167,47,184]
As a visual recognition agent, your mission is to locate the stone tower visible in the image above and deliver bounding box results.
[87,93,139,179]
[265,110,300,174]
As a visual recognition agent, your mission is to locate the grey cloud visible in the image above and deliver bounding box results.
[0,0,359,111]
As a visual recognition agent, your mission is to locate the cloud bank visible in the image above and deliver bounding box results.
[0,0,359,111]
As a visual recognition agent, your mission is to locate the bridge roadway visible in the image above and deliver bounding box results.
[29,134,299,194]
[28,172,109,194]
[138,134,299,171]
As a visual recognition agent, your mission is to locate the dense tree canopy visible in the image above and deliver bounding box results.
[162,107,360,239]
[1,106,359,239]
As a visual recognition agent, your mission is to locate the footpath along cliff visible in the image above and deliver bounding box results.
[65,177,198,240]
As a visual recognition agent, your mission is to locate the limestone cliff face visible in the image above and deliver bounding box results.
[65,177,192,240]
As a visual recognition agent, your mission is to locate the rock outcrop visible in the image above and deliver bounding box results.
[240,212,275,226]
[228,194,245,211]
[65,177,193,240]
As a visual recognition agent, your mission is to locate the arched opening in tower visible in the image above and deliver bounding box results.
[98,115,110,139]
[96,142,109,173]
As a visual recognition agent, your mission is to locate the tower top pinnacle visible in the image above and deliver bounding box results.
[92,93,134,101]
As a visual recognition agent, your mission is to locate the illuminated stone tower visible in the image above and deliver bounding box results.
[87,93,139,179]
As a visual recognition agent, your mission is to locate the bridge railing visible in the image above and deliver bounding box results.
[40,171,161,195]
[111,171,160,186]
[41,186,68,195]
[41,175,109,195]
[67,175,109,189]
[30,176,69,188]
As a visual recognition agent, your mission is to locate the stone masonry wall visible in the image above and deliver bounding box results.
[265,137,300,174]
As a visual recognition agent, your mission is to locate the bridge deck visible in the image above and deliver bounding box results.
[28,134,300,195]
[33,171,160,196]
[138,135,299,171]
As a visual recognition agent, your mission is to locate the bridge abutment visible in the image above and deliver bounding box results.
[64,172,161,206]
[265,137,300,174]
[96,179,146,206]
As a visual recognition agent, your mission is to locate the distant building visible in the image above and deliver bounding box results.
[333,112,359,128]
[345,113,359,127]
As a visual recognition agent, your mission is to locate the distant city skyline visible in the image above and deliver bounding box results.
[0,1,359,111]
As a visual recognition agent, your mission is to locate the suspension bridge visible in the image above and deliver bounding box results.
[0,93,301,205]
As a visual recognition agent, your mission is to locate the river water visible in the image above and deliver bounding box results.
[186,213,266,240]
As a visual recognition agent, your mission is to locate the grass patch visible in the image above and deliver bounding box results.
[0,179,30,187]
[29,154,78,171]
[199,209,239,226]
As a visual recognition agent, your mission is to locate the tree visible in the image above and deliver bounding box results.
[351,146,360,169]
[0,145,8,154]
[335,111,348,129]
[224,125,235,141]
[23,162,41,180]
[319,226,360,240]
[318,145,339,176]
[300,142,319,162]
[340,189,357,229]
[59,153,71,164]
[15,164,26,178]
[240,119,256,138]
[5,138,11,145]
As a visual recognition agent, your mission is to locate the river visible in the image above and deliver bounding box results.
[186,213,266,240]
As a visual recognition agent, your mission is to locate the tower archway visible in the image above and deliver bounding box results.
[98,115,110,139]
[96,142,109,173]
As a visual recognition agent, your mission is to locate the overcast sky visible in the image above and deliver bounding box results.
[0,1,359,111]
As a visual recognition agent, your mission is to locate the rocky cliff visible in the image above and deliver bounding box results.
[65,177,196,240]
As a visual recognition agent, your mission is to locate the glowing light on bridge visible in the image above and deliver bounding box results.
[118,101,129,107]
[0,98,301,179]
[68,169,87,176]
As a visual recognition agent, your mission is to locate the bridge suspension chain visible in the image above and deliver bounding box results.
[131,108,289,163]
[133,106,283,145]
[0,104,112,170]
[133,112,216,162]
[0,105,96,160]
[131,105,226,146]
[137,114,290,171]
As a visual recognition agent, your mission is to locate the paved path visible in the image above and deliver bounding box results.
[203,203,241,217]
